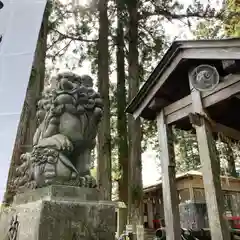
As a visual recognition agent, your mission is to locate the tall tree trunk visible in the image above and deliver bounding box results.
[127,0,144,231]
[3,5,50,205]
[97,0,112,200]
[116,0,128,234]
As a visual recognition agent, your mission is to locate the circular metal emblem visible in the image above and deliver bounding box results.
[0,1,4,9]
[190,64,219,92]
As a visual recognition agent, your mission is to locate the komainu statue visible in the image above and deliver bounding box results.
[14,72,103,191]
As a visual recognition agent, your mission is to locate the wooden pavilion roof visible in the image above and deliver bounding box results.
[126,38,240,123]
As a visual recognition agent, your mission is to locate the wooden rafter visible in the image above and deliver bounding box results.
[127,39,240,119]
[161,74,240,141]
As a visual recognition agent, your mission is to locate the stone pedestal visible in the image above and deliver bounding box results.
[0,186,116,240]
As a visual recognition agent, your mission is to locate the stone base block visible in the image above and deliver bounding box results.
[0,186,116,240]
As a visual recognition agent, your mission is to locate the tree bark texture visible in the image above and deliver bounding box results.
[116,0,129,234]
[97,0,112,201]
[127,0,144,228]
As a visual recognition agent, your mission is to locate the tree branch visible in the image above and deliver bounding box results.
[139,8,239,21]
[47,35,63,51]
[53,29,98,42]
[47,39,73,59]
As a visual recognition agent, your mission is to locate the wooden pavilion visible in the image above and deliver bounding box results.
[126,38,240,240]
[143,170,240,230]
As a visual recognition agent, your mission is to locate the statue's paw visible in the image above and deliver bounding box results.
[62,137,73,152]
[79,175,96,188]
[44,163,56,177]
[54,134,73,152]
[79,177,86,187]
[36,163,56,187]
[71,171,77,179]
[26,181,37,189]
[42,173,56,186]
[36,134,73,153]
[85,175,97,188]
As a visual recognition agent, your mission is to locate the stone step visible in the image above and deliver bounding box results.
[144,228,156,240]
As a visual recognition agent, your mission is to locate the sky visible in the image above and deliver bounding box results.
[0,0,47,202]
[0,0,220,202]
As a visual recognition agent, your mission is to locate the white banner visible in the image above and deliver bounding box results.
[0,0,47,201]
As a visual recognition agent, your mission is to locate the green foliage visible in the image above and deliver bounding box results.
[173,128,200,173]
[193,19,224,39]
[46,0,98,73]
[193,0,240,39]
[224,0,240,37]
[90,167,97,178]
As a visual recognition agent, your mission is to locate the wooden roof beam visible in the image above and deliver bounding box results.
[127,39,240,119]
[162,74,240,141]
[149,97,171,111]
[164,74,240,122]
[182,47,240,60]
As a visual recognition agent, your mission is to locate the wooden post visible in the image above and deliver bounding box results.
[147,200,154,229]
[189,77,230,240]
[157,111,181,240]
[188,181,195,202]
